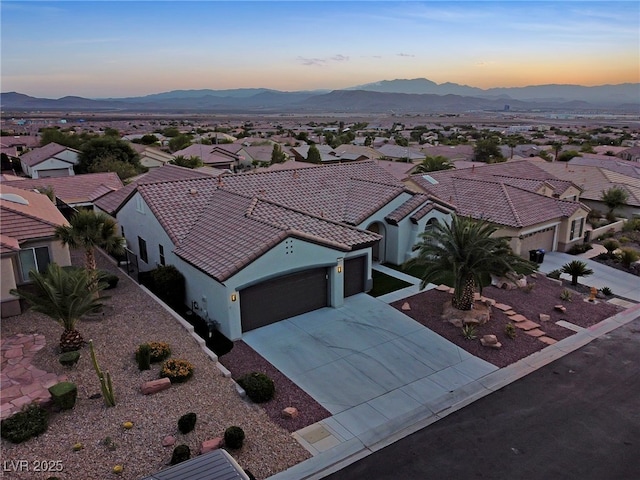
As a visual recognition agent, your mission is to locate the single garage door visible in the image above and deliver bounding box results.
[38,168,70,178]
[520,226,555,255]
[240,268,328,332]
[344,256,366,297]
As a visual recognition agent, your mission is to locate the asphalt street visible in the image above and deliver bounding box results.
[325,317,640,480]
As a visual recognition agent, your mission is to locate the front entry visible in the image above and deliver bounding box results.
[367,222,386,262]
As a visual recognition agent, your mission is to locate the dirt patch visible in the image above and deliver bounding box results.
[219,341,331,433]
[391,274,626,368]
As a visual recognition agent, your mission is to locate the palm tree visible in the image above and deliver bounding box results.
[55,210,125,278]
[560,260,594,286]
[10,264,106,351]
[407,215,537,311]
[413,155,455,174]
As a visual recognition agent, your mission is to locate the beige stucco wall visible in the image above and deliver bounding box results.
[1,255,21,317]
[557,208,590,252]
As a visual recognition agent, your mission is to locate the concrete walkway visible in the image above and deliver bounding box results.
[537,251,640,302]
[0,334,68,420]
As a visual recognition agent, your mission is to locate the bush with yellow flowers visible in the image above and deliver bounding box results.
[160,359,194,383]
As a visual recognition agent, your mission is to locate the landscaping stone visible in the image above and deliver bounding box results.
[401,302,411,311]
[554,305,567,313]
[435,284,450,292]
[141,378,171,395]
[515,320,541,331]
[282,407,299,418]
[539,336,558,345]
[200,437,223,454]
[510,314,527,322]
[162,435,176,447]
[480,335,502,349]
[494,303,512,311]
[504,310,517,316]
[524,329,546,338]
[539,314,551,322]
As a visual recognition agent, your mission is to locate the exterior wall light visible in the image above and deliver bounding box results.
[231,293,237,302]
[337,266,342,273]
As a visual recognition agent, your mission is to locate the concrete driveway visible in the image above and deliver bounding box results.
[242,293,497,437]
[537,251,640,302]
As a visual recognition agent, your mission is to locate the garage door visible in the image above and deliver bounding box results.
[344,256,366,297]
[520,226,555,255]
[240,268,328,332]
[38,169,69,178]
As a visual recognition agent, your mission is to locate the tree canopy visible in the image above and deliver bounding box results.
[473,139,505,163]
[601,187,629,215]
[306,144,321,164]
[413,155,455,173]
[77,137,142,175]
[271,144,286,164]
[170,155,203,169]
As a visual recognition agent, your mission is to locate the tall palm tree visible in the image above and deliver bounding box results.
[10,263,106,351]
[407,215,537,311]
[413,155,455,174]
[55,209,125,277]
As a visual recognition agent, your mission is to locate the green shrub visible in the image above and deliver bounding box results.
[170,444,191,465]
[145,341,171,363]
[150,265,185,308]
[505,323,517,339]
[237,372,275,403]
[567,243,592,255]
[622,218,640,232]
[48,382,78,410]
[0,403,49,443]
[160,359,194,383]
[602,239,620,255]
[461,324,477,340]
[560,289,572,302]
[601,286,613,296]
[178,412,197,434]
[619,236,631,244]
[618,247,640,268]
[59,351,80,367]
[98,271,119,289]
[136,343,151,371]
[224,426,245,449]
[546,269,562,280]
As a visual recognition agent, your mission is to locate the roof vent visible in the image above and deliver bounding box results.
[0,193,29,205]
[421,175,439,185]
[189,188,198,195]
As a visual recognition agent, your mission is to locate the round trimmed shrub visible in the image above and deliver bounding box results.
[237,372,275,403]
[59,351,80,367]
[224,426,245,449]
[146,341,171,363]
[177,412,197,434]
[170,444,191,465]
[160,359,194,383]
[1,403,49,443]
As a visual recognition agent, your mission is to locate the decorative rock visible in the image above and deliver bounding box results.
[141,378,171,395]
[539,314,551,322]
[401,302,411,311]
[554,305,567,313]
[480,335,502,349]
[515,320,541,331]
[510,314,527,322]
[538,336,558,345]
[200,437,223,454]
[162,435,175,447]
[524,328,546,338]
[494,303,512,311]
[282,407,299,418]
[435,284,450,292]
[504,310,517,316]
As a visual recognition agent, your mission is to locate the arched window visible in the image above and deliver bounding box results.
[424,217,439,232]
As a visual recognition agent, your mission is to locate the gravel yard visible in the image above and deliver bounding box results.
[1,251,310,480]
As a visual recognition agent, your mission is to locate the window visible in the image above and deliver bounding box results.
[136,195,145,214]
[159,245,165,266]
[121,225,125,237]
[18,246,50,281]
[570,217,584,240]
[138,236,148,263]
[424,217,439,232]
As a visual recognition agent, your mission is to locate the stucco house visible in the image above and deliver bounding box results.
[1,185,72,317]
[129,144,174,169]
[96,162,453,340]
[18,142,80,179]
[407,160,590,255]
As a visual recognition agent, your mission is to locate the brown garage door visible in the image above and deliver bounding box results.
[520,226,555,255]
[240,268,328,332]
[344,256,366,297]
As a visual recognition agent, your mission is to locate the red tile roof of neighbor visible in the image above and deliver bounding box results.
[0,184,69,249]
[3,172,123,205]
[410,160,586,228]
[126,161,438,281]
[18,142,80,167]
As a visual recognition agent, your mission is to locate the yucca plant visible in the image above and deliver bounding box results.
[560,260,594,286]
[10,263,106,352]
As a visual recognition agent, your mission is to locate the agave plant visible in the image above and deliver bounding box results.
[10,263,106,352]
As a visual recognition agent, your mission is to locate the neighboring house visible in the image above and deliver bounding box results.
[18,142,80,179]
[407,160,590,255]
[375,144,424,162]
[241,145,286,165]
[333,144,383,160]
[100,162,453,340]
[2,172,123,211]
[374,159,419,181]
[1,185,72,317]
[618,146,640,163]
[419,144,475,162]
[534,158,640,218]
[129,144,173,169]
[172,144,241,170]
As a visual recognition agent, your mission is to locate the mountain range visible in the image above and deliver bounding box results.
[2,78,638,114]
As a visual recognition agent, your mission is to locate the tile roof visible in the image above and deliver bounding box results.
[18,142,80,167]
[1,184,69,246]
[384,193,431,224]
[3,172,123,205]
[94,164,213,215]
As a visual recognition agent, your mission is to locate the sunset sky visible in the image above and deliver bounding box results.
[2,1,638,99]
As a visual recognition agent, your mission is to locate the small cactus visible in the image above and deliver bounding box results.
[136,343,151,371]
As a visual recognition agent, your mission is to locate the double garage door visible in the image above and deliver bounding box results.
[240,257,366,332]
[520,226,555,255]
